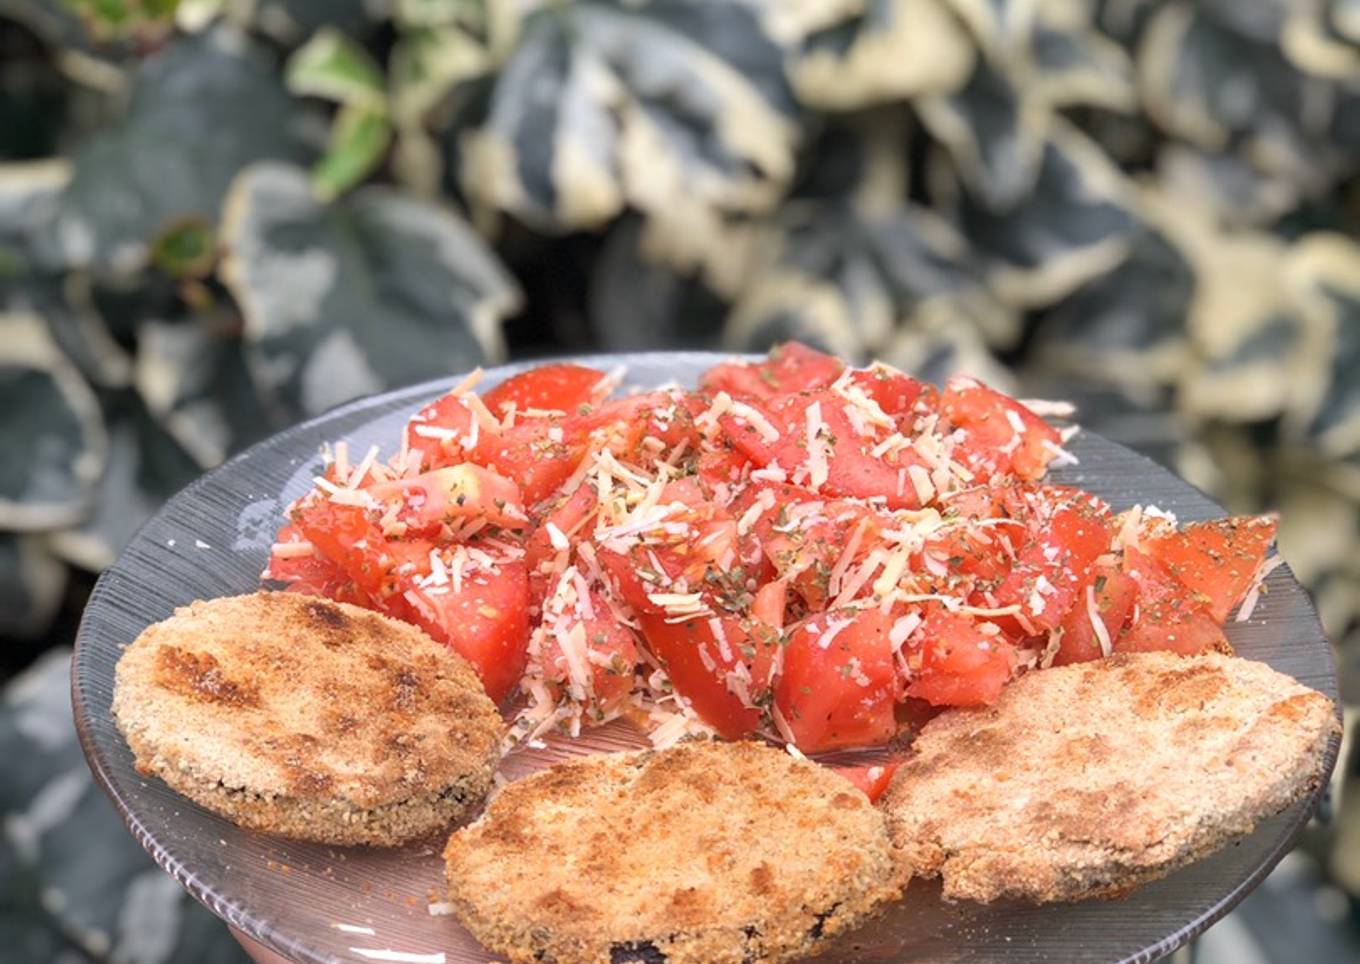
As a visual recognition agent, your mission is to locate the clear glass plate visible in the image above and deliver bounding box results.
[72,353,1341,964]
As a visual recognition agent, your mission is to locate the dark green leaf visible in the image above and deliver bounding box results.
[149,216,217,278]
[0,312,107,530]
[220,162,520,420]
[249,0,372,46]
[52,27,312,275]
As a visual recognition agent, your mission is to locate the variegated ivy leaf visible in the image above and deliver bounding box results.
[0,536,66,638]
[725,201,1015,362]
[954,120,1136,307]
[1031,229,1193,395]
[791,108,912,214]
[1138,1,1332,169]
[0,312,107,531]
[52,27,312,276]
[880,316,1016,390]
[134,318,272,468]
[220,162,520,421]
[250,0,373,46]
[945,0,1039,56]
[0,160,68,279]
[1155,144,1309,228]
[1284,0,1360,78]
[1284,234,1360,456]
[49,396,201,573]
[1130,191,1329,424]
[589,215,727,352]
[788,0,975,111]
[458,0,799,236]
[311,102,394,200]
[1030,11,1135,112]
[917,58,1049,211]
[5,275,134,390]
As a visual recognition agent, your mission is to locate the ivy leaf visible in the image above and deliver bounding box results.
[0,312,107,531]
[725,200,1014,361]
[285,27,386,109]
[219,162,520,420]
[134,318,273,468]
[954,120,1137,306]
[51,27,312,276]
[1032,229,1193,394]
[458,0,799,234]
[917,58,1049,211]
[787,0,975,111]
[1284,234,1360,455]
[0,536,66,639]
[50,395,201,573]
[311,102,393,200]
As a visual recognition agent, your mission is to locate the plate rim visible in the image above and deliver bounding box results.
[70,351,1343,964]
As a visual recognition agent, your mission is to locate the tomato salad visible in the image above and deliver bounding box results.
[264,344,1280,759]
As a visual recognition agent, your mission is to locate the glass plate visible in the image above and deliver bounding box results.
[72,353,1341,964]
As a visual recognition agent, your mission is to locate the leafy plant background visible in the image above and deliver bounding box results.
[2,0,1359,959]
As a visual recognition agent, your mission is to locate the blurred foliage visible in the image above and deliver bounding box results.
[1,0,1359,902]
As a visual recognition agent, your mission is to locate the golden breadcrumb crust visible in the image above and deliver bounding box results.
[113,591,503,846]
[881,652,1339,903]
[443,740,905,963]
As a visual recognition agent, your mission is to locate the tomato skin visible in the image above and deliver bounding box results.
[635,613,776,739]
[940,378,1061,481]
[475,419,587,508]
[991,487,1113,632]
[1053,563,1136,665]
[538,588,638,716]
[775,609,897,752]
[830,761,902,803]
[404,392,488,472]
[847,368,930,418]
[369,464,525,533]
[721,391,923,509]
[402,558,531,702]
[700,342,845,400]
[905,609,1016,707]
[482,364,606,416]
[1141,516,1277,622]
[1117,547,1230,656]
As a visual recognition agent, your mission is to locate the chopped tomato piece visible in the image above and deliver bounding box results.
[475,418,588,507]
[775,609,897,752]
[264,525,371,607]
[941,377,1061,480]
[829,760,902,803]
[482,363,607,416]
[1053,563,1136,665]
[905,608,1016,707]
[536,587,638,718]
[369,464,525,533]
[846,367,931,418]
[402,558,531,702]
[290,498,393,600]
[1141,516,1277,622]
[636,613,778,739]
[403,391,488,472]
[1117,547,1230,656]
[700,342,844,400]
[751,578,787,630]
[990,487,1113,632]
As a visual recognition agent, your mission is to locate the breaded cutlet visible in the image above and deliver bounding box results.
[113,591,503,846]
[442,740,905,963]
[881,651,1339,903]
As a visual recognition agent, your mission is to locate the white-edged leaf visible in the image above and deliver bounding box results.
[220,162,520,420]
